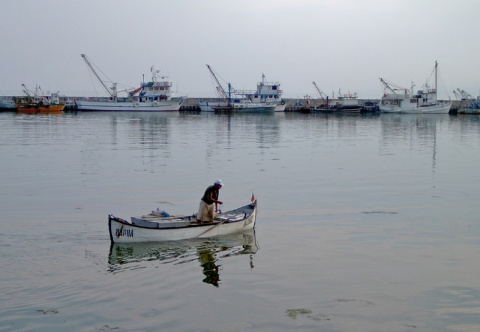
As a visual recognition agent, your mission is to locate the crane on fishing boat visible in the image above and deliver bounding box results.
[312,81,330,103]
[206,64,233,103]
[21,84,32,98]
[81,54,118,100]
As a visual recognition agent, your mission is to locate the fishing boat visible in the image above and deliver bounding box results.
[0,98,16,110]
[335,91,362,112]
[16,84,64,114]
[75,54,185,112]
[235,73,286,111]
[108,200,257,243]
[311,82,362,112]
[213,100,276,113]
[453,89,480,114]
[459,99,480,114]
[379,61,451,114]
[311,82,336,112]
[199,65,278,113]
[286,97,311,113]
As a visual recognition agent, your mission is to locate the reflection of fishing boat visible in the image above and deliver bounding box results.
[76,54,185,112]
[379,61,451,114]
[109,200,257,243]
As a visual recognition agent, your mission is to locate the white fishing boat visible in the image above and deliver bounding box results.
[235,73,286,112]
[199,65,278,113]
[213,100,276,113]
[335,90,362,112]
[199,99,276,113]
[108,200,257,243]
[379,61,451,114]
[76,54,185,112]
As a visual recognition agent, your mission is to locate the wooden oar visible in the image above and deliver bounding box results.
[194,218,229,238]
[194,205,227,238]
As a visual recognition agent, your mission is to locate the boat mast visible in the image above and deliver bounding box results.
[435,60,438,93]
[81,54,117,99]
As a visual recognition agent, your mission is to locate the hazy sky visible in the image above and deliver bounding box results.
[2,0,479,100]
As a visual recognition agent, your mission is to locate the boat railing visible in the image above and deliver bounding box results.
[234,89,257,95]
[257,81,281,86]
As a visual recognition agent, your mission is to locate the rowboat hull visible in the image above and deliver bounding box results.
[109,201,257,243]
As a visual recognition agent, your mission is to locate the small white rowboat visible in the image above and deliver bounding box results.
[108,200,257,243]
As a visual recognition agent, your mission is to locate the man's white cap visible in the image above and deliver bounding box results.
[215,179,223,186]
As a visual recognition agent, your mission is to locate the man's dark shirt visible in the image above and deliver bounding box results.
[201,185,219,204]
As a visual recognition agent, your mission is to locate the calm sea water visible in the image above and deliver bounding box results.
[1,111,479,331]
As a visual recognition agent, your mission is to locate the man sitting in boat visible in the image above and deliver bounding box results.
[197,179,223,224]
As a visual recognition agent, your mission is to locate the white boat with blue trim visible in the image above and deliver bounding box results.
[76,54,185,112]
[199,65,282,112]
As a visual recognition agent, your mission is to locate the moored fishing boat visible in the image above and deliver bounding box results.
[16,84,64,114]
[76,54,185,112]
[0,98,16,110]
[213,101,276,113]
[17,103,64,114]
[311,81,336,112]
[453,89,480,114]
[335,91,362,112]
[460,99,480,114]
[379,61,451,114]
[235,73,286,112]
[199,65,278,113]
[109,200,257,243]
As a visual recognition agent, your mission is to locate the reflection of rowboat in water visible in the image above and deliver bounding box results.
[108,229,258,265]
[108,200,257,243]
[108,229,258,286]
